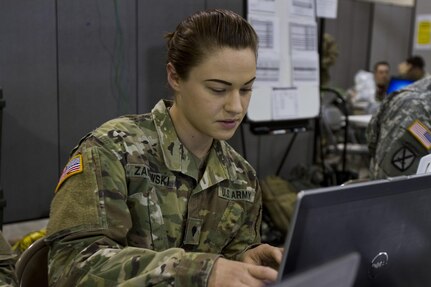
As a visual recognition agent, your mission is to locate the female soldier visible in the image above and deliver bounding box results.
[46,9,282,286]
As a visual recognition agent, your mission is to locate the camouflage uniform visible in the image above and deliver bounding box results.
[46,100,262,286]
[321,33,339,86]
[0,231,17,287]
[367,76,431,179]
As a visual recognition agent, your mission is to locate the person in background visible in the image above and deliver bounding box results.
[320,33,339,87]
[45,9,282,287]
[398,55,427,81]
[347,61,390,115]
[373,61,390,102]
[367,75,431,179]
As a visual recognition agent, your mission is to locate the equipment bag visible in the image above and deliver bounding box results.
[260,175,298,235]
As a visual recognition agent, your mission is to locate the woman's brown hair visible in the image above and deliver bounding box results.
[165,9,258,80]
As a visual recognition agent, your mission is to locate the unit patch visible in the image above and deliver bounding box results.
[408,120,431,150]
[218,188,255,202]
[391,146,416,172]
[55,154,83,192]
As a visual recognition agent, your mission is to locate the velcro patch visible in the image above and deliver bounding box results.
[408,120,431,150]
[183,218,203,246]
[55,154,83,192]
[391,146,416,172]
[218,188,255,202]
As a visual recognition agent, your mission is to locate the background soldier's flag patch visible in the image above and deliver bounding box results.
[408,120,431,150]
[55,154,83,192]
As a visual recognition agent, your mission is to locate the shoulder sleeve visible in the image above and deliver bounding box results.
[369,93,431,179]
[46,137,220,286]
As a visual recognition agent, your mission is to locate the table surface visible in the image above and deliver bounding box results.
[346,114,372,128]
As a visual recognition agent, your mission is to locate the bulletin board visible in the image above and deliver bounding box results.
[246,0,320,130]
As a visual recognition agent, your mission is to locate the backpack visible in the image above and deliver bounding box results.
[260,175,298,236]
[260,165,322,239]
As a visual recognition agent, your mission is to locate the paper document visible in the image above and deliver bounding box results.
[272,87,299,119]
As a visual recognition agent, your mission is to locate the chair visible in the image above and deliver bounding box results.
[319,87,369,185]
[15,238,49,287]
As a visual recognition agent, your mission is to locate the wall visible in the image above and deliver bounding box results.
[0,2,58,222]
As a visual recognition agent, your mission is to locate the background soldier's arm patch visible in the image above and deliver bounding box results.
[55,154,83,192]
[408,120,431,150]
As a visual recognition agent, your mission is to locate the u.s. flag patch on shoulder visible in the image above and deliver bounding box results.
[408,120,431,150]
[55,154,83,193]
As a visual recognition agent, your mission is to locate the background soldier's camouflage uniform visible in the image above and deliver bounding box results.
[367,76,431,179]
[46,100,262,286]
[0,231,17,287]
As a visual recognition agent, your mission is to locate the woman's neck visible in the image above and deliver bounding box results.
[168,104,213,160]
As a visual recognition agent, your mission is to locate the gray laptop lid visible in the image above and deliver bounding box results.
[278,174,431,287]
[273,252,359,287]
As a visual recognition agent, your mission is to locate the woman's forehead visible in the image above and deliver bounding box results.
[190,47,256,83]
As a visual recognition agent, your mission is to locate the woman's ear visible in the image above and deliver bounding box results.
[167,62,181,91]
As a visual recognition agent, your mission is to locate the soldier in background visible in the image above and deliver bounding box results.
[46,9,282,287]
[320,33,339,87]
[367,76,431,179]
[398,55,427,81]
[373,61,390,102]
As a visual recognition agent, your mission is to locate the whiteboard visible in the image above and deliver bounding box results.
[247,0,320,123]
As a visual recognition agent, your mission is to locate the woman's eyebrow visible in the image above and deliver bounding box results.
[205,79,232,86]
[243,77,256,85]
[204,77,256,86]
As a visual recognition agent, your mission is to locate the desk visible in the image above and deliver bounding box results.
[346,114,372,128]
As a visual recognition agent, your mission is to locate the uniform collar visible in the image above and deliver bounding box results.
[152,100,237,184]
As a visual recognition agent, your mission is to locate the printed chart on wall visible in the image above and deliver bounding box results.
[246,0,320,123]
[415,14,431,50]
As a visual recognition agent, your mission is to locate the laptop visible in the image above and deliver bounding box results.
[386,77,415,94]
[277,173,431,287]
[417,154,431,174]
[272,252,360,287]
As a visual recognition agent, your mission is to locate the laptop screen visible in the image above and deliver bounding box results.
[278,174,431,286]
[386,77,415,94]
[273,252,359,287]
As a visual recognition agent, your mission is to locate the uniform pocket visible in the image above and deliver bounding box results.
[206,201,244,252]
[126,188,168,250]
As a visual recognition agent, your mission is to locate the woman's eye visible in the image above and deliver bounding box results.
[240,88,253,93]
[209,87,226,93]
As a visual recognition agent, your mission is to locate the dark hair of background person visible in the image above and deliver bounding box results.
[406,55,425,69]
[373,61,390,72]
[398,55,427,81]
[164,9,259,80]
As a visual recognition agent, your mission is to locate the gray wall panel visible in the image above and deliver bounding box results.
[137,0,205,113]
[231,127,315,179]
[57,1,138,168]
[205,0,244,13]
[325,0,373,89]
[0,1,58,222]
[370,4,413,75]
